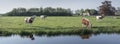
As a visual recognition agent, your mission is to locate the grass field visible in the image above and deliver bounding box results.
[0,16,120,36]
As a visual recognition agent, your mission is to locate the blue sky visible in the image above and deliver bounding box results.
[0,0,119,14]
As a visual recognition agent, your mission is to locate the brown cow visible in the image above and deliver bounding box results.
[82,17,92,29]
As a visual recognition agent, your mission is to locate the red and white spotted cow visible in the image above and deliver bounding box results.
[82,17,92,29]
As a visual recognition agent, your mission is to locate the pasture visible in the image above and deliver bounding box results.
[0,16,120,35]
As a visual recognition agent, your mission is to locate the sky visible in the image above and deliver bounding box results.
[0,0,120,14]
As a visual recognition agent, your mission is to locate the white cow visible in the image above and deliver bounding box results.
[40,15,47,20]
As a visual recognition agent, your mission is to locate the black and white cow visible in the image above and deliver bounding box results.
[96,16,104,21]
[25,15,36,24]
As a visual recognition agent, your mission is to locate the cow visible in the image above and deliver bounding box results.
[82,17,92,29]
[96,16,104,21]
[40,15,47,20]
[24,15,36,24]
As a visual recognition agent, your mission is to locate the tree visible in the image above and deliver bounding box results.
[89,9,98,15]
[80,9,84,15]
[74,9,84,16]
[75,10,81,16]
[43,7,56,16]
[98,0,116,16]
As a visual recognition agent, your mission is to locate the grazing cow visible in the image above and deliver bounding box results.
[82,17,92,29]
[40,15,47,20]
[25,15,36,24]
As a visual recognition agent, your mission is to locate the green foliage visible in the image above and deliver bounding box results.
[5,7,73,16]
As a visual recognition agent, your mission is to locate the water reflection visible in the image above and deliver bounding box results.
[21,34,92,40]
[0,33,92,40]
[19,34,35,40]
[29,34,35,40]
[0,33,120,44]
[80,34,92,39]
[0,32,120,40]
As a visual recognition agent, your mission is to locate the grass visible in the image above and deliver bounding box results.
[0,16,120,36]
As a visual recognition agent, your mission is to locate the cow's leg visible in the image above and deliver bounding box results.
[88,24,92,29]
[86,25,89,29]
[82,24,84,28]
[27,23,32,27]
[82,24,89,29]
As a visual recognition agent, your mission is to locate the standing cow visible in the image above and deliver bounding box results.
[96,16,104,21]
[82,17,92,29]
[25,15,36,24]
[40,15,47,20]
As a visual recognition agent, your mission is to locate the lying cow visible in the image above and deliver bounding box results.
[82,17,92,29]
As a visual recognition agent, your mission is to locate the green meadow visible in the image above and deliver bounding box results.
[0,16,120,36]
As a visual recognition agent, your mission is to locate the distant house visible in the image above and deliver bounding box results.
[115,10,120,16]
[82,12,90,16]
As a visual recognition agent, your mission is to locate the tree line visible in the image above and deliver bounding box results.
[5,7,73,16]
[4,7,98,16]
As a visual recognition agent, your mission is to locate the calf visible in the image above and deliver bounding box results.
[82,17,92,29]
